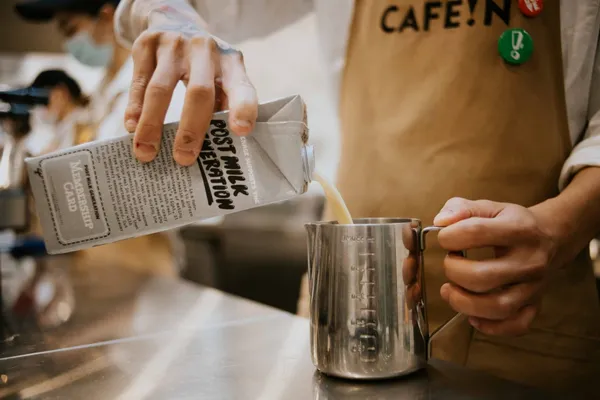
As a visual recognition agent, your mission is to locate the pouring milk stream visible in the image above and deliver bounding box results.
[312,171,353,225]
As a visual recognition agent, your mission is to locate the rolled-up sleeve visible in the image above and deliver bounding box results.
[114,0,156,48]
[559,46,600,191]
[115,0,314,48]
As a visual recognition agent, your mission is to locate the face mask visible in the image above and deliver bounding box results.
[64,31,113,68]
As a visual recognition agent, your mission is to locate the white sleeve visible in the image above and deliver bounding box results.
[559,47,600,190]
[95,92,130,142]
[115,0,314,48]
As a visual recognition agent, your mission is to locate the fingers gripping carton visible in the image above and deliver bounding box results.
[25,95,314,254]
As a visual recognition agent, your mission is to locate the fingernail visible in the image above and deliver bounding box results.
[126,119,138,133]
[134,141,158,161]
[234,119,252,129]
[468,317,480,329]
[434,210,454,226]
[440,284,450,301]
[436,209,454,220]
[174,149,198,165]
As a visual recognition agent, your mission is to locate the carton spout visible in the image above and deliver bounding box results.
[302,144,315,184]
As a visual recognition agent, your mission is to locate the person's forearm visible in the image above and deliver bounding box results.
[531,167,600,268]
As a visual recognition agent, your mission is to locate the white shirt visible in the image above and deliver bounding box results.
[92,58,133,142]
[115,0,600,192]
[48,108,91,151]
[55,109,89,149]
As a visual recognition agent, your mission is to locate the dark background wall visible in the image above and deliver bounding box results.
[1,0,63,54]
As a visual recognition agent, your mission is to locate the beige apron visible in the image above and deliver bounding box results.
[327,0,600,389]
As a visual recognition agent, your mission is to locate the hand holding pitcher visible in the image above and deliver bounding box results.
[434,197,560,336]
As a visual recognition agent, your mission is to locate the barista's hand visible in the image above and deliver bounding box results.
[124,4,258,166]
[434,198,559,337]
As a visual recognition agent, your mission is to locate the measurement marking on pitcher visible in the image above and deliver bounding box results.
[350,319,378,327]
[350,265,374,272]
[351,294,377,300]
[349,238,379,364]
[342,236,376,243]
[359,334,378,362]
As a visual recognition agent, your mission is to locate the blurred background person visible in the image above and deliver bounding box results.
[9,70,94,239]
[17,0,135,141]
[16,0,187,138]
[26,69,94,154]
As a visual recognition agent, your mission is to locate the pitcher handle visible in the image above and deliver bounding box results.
[420,226,467,360]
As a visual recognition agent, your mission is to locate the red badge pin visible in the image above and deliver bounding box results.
[519,0,543,17]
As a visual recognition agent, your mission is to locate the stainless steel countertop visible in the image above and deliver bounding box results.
[0,258,577,399]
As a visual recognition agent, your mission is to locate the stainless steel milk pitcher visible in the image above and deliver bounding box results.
[306,218,462,380]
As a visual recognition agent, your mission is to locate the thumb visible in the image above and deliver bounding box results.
[434,198,506,226]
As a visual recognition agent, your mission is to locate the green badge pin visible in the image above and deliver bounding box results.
[498,28,534,65]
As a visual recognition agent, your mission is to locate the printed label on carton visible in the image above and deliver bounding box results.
[39,150,109,244]
[25,95,312,254]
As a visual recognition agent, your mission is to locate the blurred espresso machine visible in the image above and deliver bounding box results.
[0,87,46,229]
[0,87,48,348]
